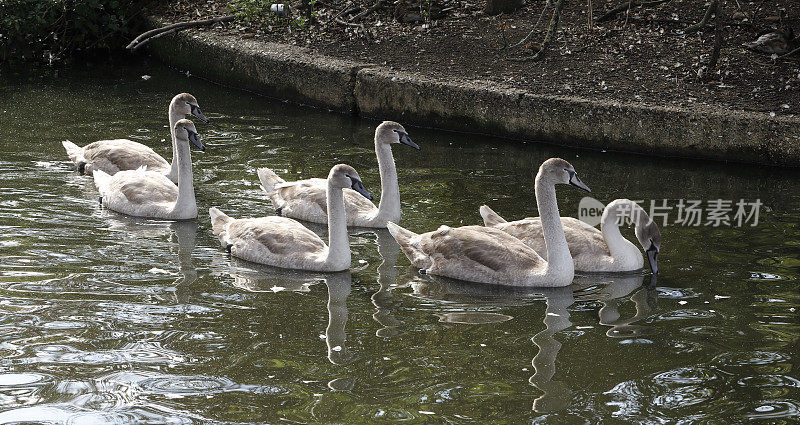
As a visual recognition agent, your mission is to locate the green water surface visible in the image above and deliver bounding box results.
[0,60,798,424]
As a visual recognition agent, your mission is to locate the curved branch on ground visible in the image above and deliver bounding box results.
[685,0,717,34]
[510,0,552,49]
[335,16,365,29]
[779,45,800,59]
[349,0,386,22]
[597,0,671,23]
[530,0,566,60]
[127,15,236,51]
[332,5,361,22]
[707,0,723,70]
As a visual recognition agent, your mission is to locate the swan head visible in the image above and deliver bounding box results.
[171,93,209,123]
[329,164,372,200]
[538,158,591,192]
[174,119,205,151]
[376,121,419,149]
[635,217,661,275]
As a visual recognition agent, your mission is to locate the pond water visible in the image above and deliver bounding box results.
[0,59,798,424]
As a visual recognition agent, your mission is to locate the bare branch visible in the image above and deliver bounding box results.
[510,0,551,49]
[335,16,365,29]
[349,0,386,22]
[127,15,236,51]
[597,0,671,23]
[587,0,593,31]
[530,0,566,60]
[707,0,723,70]
[685,0,716,34]
[779,45,800,59]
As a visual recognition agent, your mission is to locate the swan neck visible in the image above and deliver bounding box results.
[601,201,641,261]
[167,103,183,179]
[375,142,400,221]
[172,140,196,213]
[534,175,573,278]
[325,182,351,269]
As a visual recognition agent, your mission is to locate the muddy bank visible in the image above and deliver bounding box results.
[145,19,800,166]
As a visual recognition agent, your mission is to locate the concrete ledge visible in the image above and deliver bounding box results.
[147,18,368,112]
[355,67,800,165]
[145,20,800,166]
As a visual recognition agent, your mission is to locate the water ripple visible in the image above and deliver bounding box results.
[0,403,202,424]
[713,350,790,366]
[738,399,800,419]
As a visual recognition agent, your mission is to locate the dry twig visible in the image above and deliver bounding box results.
[597,0,671,23]
[530,0,566,60]
[510,0,551,49]
[779,45,800,59]
[685,0,717,34]
[127,15,235,51]
[349,0,386,22]
[707,0,723,69]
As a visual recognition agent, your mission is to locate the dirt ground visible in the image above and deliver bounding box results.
[152,0,800,116]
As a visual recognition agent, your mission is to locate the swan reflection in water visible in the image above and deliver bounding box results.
[211,254,355,390]
[100,214,198,303]
[411,271,657,413]
[589,275,658,339]
[210,251,330,293]
[168,220,198,302]
[370,229,405,337]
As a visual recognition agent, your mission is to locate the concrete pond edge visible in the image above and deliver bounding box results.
[144,19,800,166]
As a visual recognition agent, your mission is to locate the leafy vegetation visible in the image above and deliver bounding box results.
[228,0,315,28]
[0,0,145,64]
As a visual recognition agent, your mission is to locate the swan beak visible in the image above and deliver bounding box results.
[351,178,373,200]
[647,273,658,288]
[646,246,659,275]
[568,172,591,192]
[188,130,206,151]
[398,131,420,150]
[191,105,210,123]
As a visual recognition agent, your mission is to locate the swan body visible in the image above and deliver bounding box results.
[257,121,418,228]
[63,93,208,183]
[387,158,591,287]
[93,119,204,220]
[480,198,661,273]
[210,164,372,272]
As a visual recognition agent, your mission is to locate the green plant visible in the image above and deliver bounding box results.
[0,0,143,64]
[228,0,315,28]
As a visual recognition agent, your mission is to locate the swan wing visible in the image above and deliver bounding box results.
[272,179,328,220]
[342,188,379,215]
[107,169,178,206]
[83,139,170,175]
[494,219,548,253]
[495,217,610,258]
[225,216,328,267]
[418,225,545,280]
[560,217,610,257]
[272,179,378,223]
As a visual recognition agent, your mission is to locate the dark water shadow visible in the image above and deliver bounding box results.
[406,271,656,413]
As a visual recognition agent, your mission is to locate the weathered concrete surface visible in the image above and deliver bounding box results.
[147,19,368,112]
[145,20,800,166]
[355,67,800,164]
